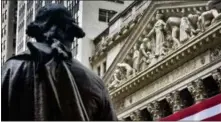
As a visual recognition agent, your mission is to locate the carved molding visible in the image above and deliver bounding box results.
[116,57,221,117]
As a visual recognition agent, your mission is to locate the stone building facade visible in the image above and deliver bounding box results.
[90,0,221,120]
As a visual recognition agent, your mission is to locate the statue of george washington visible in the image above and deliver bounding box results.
[1,4,117,121]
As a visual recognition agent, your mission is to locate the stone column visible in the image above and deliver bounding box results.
[130,110,142,121]
[188,79,207,103]
[147,101,162,121]
[212,68,221,92]
[166,90,184,113]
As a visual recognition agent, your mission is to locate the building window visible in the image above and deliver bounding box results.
[45,0,53,5]
[1,43,3,52]
[4,10,7,19]
[2,55,5,64]
[98,9,117,22]
[13,38,16,49]
[35,0,43,14]
[2,13,5,23]
[3,25,6,35]
[103,61,106,74]
[97,66,101,76]
[27,1,34,9]
[72,38,78,57]
[3,40,6,50]
[1,28,4,38]
[105,0,124,4]
[55,0,64,5]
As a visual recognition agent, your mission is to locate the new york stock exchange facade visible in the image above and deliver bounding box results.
[90,0,221,121]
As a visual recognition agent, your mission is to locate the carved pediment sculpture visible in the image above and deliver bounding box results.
[187,11,201,35]
[117,62,134,79]
[108,67,122,90]
[198,1,221,32]
[147,13,167,58]
[104,1,221,93]
[101,37,108,51]
[139,37,155,71]
[165,16,181,48]
[180,9,194,43]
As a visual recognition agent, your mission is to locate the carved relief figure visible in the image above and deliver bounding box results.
[180,10,193,43]
[132,43,141,73]
[117,61,133,78]
[187,12,201,35]
[101,37,108,51]
[147,13,166,57]
[198,1,221,31]
[139,38,155,71]
[165,17,181,48]
[108,67,122,90]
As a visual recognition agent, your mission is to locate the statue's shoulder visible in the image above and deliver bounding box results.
[69,58,106,90]
[7,52,32,63]
[3,52,33,71]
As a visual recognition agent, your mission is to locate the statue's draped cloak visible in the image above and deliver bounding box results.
[1,42,117,121]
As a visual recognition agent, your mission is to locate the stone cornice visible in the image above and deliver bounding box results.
[103,1,207,84]
[110,21,221,101]
[117,57,221,116]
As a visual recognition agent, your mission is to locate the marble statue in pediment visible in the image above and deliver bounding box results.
[187,11,201,35]
[117,62,134,78]
[198,1,221,31]
[165,17,181,48]
[180,9,193,43]
[108,67,122,90]
[139,38,155,71]
[132,43,141,73]
[101,37,108,51]
[147,13,166,58]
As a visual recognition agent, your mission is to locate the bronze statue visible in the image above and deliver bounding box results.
[1,4,117,121]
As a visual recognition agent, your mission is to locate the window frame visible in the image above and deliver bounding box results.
[98,8,117,22]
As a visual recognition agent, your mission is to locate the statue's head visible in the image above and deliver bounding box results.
[26,4,85,47]
[133,43,139,50]
[155,13,163,20]
[181,9,188,17]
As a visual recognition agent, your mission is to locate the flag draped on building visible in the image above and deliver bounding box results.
[160,93,221,121]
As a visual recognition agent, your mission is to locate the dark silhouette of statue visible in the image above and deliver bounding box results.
[1,4,117,121]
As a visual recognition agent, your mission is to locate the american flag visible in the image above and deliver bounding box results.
[160,93,221,121]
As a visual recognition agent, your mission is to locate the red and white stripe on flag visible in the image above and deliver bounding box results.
[160,93,221,121]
